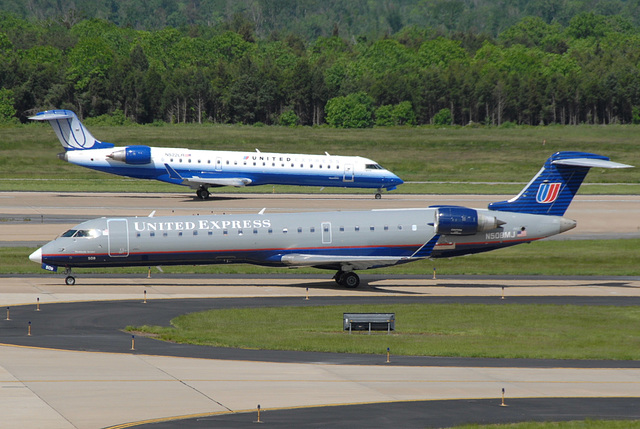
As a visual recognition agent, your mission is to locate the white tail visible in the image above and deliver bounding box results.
[29,110,113,150]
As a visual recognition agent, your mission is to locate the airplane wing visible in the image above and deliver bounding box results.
[279,254,419,270]
[164,164,252,188]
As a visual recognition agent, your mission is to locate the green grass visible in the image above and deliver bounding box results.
[5,239,640,276]
[126,303,640,360]
[2,122,639,194]
[454,421,640,428]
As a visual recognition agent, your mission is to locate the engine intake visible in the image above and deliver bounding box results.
[107,145,152,164]
[434,206,504,236]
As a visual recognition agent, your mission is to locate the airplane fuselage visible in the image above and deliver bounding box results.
[61,147,402,189]
[31,208,575,272]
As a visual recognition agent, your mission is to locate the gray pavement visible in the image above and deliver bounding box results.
[1,192,640,428]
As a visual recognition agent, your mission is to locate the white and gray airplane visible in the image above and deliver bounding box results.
[30,110,403,199]
[29,152,632,287]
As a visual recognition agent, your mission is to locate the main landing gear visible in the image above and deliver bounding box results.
[196,187,210,200]
[334,271,360,288]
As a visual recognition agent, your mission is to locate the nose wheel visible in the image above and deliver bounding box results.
[65,276,76,285]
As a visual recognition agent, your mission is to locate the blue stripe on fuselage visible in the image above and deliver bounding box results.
[41,244,425,268]
[74,163,399,189]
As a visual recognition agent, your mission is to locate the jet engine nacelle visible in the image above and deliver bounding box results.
[107,145,152,164]
[434,206,503,236]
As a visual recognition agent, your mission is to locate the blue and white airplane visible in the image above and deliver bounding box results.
[30,110,403,199]
[29,152,632,287]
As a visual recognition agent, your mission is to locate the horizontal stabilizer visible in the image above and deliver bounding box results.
[552,158,633,169]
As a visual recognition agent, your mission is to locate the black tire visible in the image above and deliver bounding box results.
[196,189,210,200]
[375,193,382,199]
[342,272,360,288]
[65,276,76,286]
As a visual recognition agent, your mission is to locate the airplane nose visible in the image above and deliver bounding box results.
[29,248,42,264]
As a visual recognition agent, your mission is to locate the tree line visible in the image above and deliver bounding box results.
[2,10,640,127]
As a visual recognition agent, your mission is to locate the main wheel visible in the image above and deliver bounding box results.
[196,189,210,200]
[341,272,360,288]
[375,193,382,199]
[65,276,76,286]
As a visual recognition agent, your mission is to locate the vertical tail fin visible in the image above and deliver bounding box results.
[29,110,114,150]
[488,152,632,216]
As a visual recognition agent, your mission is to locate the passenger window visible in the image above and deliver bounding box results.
[193,231,198,236]
[150,232,155,237]
[370,226,375,231]
[298,227,302,233]
[208,231,213,236]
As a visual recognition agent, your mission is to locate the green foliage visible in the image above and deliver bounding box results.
[3,9,640,125]
[83,109,131,126]
[278,109,299,127]
[325,92,375,128]
[0,88,16,122]
[376,101,416,126]
[633,106,640,124]
[433,108,452,125]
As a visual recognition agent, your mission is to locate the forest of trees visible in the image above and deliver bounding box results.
[2,2,640,127]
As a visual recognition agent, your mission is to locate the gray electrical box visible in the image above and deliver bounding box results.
[343,313,395,333]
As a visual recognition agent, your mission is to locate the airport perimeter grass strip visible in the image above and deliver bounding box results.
[454,421,640,428]
[127,303,640,360]
[3,123,640,192]
[4,239,640,276]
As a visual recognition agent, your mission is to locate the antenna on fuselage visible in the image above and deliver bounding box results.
[259,208,266,215]
[148,210,156,218]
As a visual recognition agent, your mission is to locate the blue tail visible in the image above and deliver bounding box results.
[29,110,114,151]
[488,152,632,216]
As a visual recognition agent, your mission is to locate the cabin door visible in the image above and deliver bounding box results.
[107,219,129,257]
[343,164,354,182]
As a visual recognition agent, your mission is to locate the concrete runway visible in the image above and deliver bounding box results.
[1,192,640,428]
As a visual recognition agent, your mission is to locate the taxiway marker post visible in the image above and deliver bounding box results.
[305,287,309,300]
[254,404,263,423]
[433,267,436,280]
[131,335,135,351]
[147,267,151,279]
[28,321,31,336]
[143,290,147,304]
[386,347,390,363]
[36,297,40,311]
[500,388,507,407]
[501,286,505,300]
[5,307,9,320]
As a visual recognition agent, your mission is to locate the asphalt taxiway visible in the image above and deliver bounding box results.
[1,192,639,428]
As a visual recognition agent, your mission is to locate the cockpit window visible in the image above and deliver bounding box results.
[61,229,101,238]
[61,230,77,237]
[365,164,384,170]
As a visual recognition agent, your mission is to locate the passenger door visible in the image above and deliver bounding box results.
[107,219,129,257]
